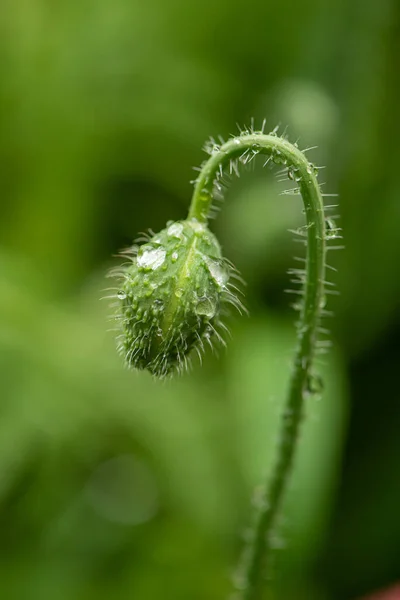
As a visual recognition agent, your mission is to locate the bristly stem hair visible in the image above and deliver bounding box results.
[189,131,327,599]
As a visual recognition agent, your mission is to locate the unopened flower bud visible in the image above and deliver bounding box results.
[109,218,244,378]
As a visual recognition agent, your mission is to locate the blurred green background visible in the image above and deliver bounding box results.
[1,1,399,599]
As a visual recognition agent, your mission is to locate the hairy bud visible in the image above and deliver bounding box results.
[109,218,244,378]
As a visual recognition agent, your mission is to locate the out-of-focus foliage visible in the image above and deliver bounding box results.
[0,1,399,599]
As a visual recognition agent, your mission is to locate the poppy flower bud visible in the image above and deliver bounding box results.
[110,218,243,378]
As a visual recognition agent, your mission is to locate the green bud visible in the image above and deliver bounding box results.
[109,218,244,378]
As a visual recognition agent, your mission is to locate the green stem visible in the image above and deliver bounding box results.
[188,133,326,599]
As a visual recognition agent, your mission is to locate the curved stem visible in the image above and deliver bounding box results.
[188,133,326,599]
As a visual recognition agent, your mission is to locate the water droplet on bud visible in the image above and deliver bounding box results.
[204,256,229,288]
[137,248,166,270]
[167,222,184,239]
[195,296,217,318]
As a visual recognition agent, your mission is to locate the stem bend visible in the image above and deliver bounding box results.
[189,133,326,599]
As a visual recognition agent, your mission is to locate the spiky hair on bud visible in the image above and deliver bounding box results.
[107,219,245,378]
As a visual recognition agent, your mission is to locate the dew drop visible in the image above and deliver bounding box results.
[287,167,302,182]
[117,291,127,300]
[171,251,179,263]
[204,256,229,288]
[197,187,211,204]
[195,296,217,318]
[189,219,206,234]
[306,162,319,176]
[233,138,241,145]
[175,288,183,298]
[305,373,324,395]
[325,218,339,239]
[273,149,287,165]
[153,298,164,309]
[167,222,184,239]
[137,248,166,270]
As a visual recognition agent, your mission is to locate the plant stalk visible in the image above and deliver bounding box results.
[188,133,326,599]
